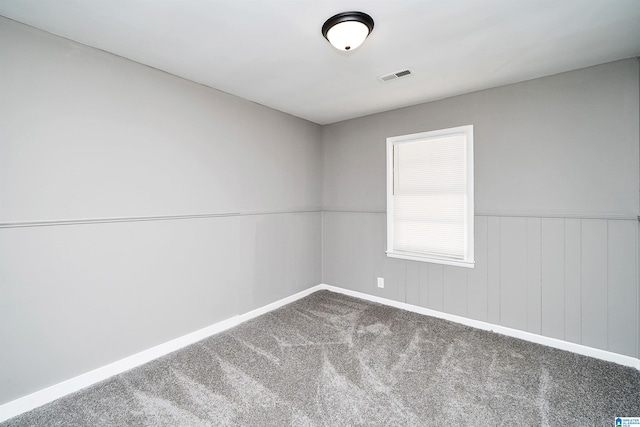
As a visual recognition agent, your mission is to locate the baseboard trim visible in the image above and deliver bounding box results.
[0,285,324,423]
[318,284,640,371]
[3,282,638,422]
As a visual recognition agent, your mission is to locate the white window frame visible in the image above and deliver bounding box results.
[386,125,474,268]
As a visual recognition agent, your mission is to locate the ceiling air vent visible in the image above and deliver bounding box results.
[378,69,413,82]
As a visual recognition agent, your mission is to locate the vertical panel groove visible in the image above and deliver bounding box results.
[486,217,501,324]
[540,220,544,335]
[527,218,542,334]
[606,219,638,356]
[441,266,444,309]
[424,264,429,308]
[526,218,529,332]
[525,217,542,334]
[403,260,407,303]
[420,264,424,307]
[487,222,490,321]
[465,268,469,318]
[604,220,611,350]
[563,220,566,338]
[541,218,565,340]
[579,223,583,344]
[321,211,324,284]
[581,219,608,349]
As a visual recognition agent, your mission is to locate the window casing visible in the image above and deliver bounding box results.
[386,125,474,268]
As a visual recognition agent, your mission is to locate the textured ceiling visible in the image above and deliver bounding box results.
[1,0,639,124]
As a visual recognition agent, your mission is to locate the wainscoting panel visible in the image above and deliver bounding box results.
[322,212,402,302]
[443,266,468,317]
[525,218,542,334]
[467,216,489,322]
[608,219,638,357]
[322,212,375,295]
[404,261,422,308]
[487,217,501,325]
[581,219,609,350]
[541,218,565,340]
[0,211,322,406]
[564,219,582,344]
[238,212,321,314]
[427,264,444,312]
[0,216,240,404]
[322,211,639,358]
[500,217,528,331]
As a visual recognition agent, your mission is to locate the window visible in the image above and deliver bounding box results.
[386,125,474,268]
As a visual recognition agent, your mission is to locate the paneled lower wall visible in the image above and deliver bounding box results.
[0,211,321,405]
[238,212,322,314]
[0,17,323,408]
[322,211,639,359]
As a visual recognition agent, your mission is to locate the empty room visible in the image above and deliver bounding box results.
[1,0,639,425]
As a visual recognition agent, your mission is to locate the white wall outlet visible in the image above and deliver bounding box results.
[377,277,384,288]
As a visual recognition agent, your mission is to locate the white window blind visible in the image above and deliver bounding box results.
[387,126,474,268]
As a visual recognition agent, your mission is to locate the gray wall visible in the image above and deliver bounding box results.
[322,59,640,358]
[2,13,638,410]
[0,17,321,405]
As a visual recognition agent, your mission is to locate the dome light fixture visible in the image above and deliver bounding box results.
[322,11,374,51]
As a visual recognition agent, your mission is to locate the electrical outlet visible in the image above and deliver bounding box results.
[377,277,384,288]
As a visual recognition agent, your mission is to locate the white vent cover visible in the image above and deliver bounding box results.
[378,69,413,82]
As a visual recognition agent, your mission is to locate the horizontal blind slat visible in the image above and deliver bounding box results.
[392,131,468,259]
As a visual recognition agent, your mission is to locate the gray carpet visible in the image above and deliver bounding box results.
[2,290,639,426]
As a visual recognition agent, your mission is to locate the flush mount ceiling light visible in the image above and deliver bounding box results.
[322,11,374,51]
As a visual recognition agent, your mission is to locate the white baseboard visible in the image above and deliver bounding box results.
[2,283,638,422]
[0,285,324,423]
[317,284,640,371]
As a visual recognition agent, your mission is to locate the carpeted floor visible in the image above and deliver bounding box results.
[2,290,639,426]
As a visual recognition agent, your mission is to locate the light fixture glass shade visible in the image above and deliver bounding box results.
[322,11,374,51]
[326,21,370,51]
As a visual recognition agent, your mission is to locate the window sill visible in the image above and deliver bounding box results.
[386,252,475,268]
